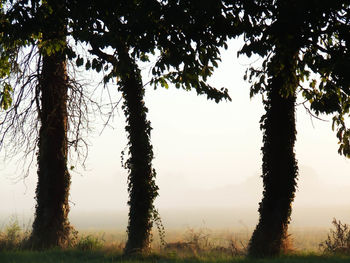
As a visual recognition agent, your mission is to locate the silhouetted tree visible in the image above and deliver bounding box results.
[1,0,91,248]
[239,0,350,257]
[248,49,299,257]
[69,0,237,254]
[29,0,72,248]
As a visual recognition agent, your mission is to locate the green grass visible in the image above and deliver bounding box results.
[1,250,350,263]
[1,218,350,262]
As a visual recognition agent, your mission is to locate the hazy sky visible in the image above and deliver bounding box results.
[1,39,350,227]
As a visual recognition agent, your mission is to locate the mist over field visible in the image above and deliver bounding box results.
[2,164,349,231]
[1,41,349,234]
[0,40,349,256]
[65,206,350,231]
[0,161,349,253]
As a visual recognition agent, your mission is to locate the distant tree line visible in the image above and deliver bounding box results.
[0,0,349,258]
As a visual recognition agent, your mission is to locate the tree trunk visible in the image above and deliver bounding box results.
[248,51,299,257]
[117,48,157,255]
[30,2,71,249]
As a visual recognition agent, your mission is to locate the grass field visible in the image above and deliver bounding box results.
[1,250,350,263]
[1,219,350,262]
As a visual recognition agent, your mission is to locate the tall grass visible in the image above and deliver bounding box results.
[2,218,350,262]
[320,219,350,255]
[0,217,30,250]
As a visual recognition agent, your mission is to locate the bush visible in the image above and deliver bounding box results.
[0,219,27,250]
[76,235,104,251]
[320,218,350,254]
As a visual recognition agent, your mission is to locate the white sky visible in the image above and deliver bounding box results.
[1,39,350,227]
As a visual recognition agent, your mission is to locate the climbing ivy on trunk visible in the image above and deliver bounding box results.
[248,49,299,256]
[30,1,72,249]
[118,47,158,254]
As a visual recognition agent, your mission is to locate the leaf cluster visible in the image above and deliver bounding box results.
[67,0,241,102]
[0,1,97,170]
[239,0,350,156]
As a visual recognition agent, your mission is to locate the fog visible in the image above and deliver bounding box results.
[2,164,350,231]
[1,39,350,233]
[68,164,350,230]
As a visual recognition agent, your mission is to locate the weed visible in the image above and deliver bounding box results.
[76,235,104,251]
[320,218,350,254]
[163,227,245,258]
[184,227,212,250]
[0,217,29,250]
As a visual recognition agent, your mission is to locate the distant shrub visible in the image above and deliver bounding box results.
[76,235,104,251]
[0,218,29,250]
[320,218,350,254]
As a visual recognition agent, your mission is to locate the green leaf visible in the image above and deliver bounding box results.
[0,83,13,110]
[76,57,84,67]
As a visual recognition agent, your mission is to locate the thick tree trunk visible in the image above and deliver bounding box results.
[30,2,71,249]
[248,52,299,257]
[118,48,157,255]
[247,0,302,255]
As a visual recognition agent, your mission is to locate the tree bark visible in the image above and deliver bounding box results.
[248,51,299,257]
[118,48,157,255]
[30,2,71,249]
[248,82,298,257]
[246,0,303,255]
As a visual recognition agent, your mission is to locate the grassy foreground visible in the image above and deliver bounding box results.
[1,218,350,262]
[1,250,350,263]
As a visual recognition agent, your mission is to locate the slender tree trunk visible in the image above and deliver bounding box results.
[30,2,71,249]
[118,48,158,255]
[248,50,299,257]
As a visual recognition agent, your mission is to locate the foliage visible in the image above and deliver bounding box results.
[238,0,350,257]
[0,218,29,251]
[0,83,12,110]
[68,0,236,102]
[2,0,349,257]
[240,0,350,156]
[66,0,240,254]
[241,1,301,257]
[120,49,158,254]
[320,219,350,255]
[76,235,104,251]
[248,71,298,257]
[1,0,103,248]
[0,5,17,111]
[152,209,166,249]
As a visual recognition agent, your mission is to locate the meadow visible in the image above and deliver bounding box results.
[1,218,350,263]
[2,250,350,263]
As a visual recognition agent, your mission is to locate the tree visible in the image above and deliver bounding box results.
[1,0,91,248]
[248,47,299,257]
[2,0,72,248]
[68,0,237,254]
[2,0,235,251]
[29,0,72,249]
[239,0,350,257]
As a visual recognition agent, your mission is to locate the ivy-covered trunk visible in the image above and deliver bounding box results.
[30,2,71,249]
[248,49,299,257]
[118,48,158,254]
